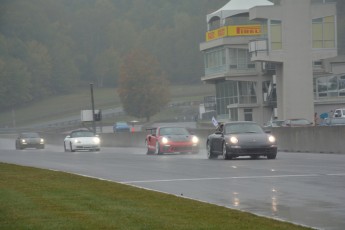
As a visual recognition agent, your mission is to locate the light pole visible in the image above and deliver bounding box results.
[90,83,96,134]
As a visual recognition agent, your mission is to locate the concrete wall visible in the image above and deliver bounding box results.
[271,126,345,154]
[41,127,345,154]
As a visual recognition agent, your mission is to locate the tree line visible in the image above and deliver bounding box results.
[0,0,228,111]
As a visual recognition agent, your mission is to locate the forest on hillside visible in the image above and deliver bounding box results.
[0,0,228,110]
[0,0,344,111]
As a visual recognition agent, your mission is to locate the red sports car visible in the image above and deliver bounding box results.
[145,127,199,154]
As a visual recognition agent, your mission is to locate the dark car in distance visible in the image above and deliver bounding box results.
[206,121,277,160]
[15,132,45,150]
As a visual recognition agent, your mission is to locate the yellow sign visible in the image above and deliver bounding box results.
[206,27,227,41]
[228,25,261,36]
[206,25,261,41]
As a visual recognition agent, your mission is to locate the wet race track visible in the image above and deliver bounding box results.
[1,138,345,230]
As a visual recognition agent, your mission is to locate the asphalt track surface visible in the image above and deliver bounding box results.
[1,138,345,230]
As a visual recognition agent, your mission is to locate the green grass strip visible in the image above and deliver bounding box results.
[0,163,312,230]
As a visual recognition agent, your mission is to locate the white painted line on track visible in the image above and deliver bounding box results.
[120,173,345,184]
[326,173,345,176]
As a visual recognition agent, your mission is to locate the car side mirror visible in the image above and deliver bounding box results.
[265,130,271,133]
[66,135,71,138]
[215,131,222,135]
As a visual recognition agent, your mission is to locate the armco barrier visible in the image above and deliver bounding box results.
[39,126,345,154]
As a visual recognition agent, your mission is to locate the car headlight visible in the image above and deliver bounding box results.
[230,136,239,144]
[40,138,44,144]
[161,137,169,144]
[192,136,199,144]
[268,135,276,143]
[74,139,80,143]
[21,139,26,143]
[93,137,100,144]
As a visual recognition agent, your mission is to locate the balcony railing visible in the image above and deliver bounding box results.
[205,65,226,76]
[205,65,257,76]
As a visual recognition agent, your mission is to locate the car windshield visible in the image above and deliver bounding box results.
[116,122,128,127]
[224,123,264,134]
[160,127,189,135]
[21,133,40,138]
[334,109,345,117]
[71,131,94,138]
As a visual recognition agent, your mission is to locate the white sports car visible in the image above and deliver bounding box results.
[64,130,101,152]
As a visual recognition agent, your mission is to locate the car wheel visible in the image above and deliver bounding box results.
[155,142,162,155]
[64,143,67,152]
[15,142,19,150]
[146,140,153,155]
[206,141,216,159]
[70,143,75,152]
[222,142,231,160]
[267,153,277,159]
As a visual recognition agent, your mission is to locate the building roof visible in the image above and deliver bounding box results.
[207,0,273,22]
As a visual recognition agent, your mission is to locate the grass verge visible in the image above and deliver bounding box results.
[0,163,312,230]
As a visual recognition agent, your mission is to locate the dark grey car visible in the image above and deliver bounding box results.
[206,121,277,160]
[15,132,45,150]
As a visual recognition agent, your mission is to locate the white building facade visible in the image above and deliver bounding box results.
[200,0,342,124]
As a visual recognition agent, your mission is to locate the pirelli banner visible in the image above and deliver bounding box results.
[206,25,261,41]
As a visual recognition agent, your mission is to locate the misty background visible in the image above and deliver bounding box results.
[0,0,344,112]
